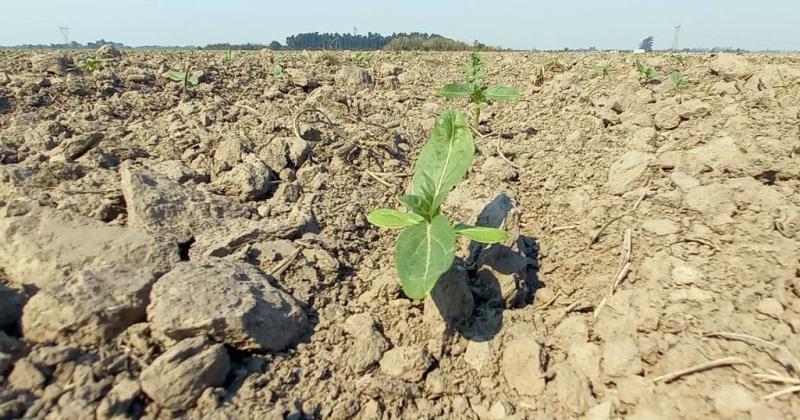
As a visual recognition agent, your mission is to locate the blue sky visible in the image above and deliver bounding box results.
[2,0,799,50]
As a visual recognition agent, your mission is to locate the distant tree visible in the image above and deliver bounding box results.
[639,36,654,52]
[269,41,282,50]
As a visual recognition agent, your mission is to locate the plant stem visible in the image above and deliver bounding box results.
[473,104,481,129]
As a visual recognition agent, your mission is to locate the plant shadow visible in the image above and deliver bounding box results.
[432,193,543,342]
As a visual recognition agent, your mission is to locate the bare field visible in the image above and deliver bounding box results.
[1,49,800,419]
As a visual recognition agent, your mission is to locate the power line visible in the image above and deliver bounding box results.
[58,27,70,44]
[671,25,681,51]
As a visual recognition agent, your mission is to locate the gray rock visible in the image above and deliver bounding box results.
[286,136,310,168]
[709,54,753,80]
[553,362,595,415]
[481,156,518,182]
[211,155,271,200]
[606,151,652,195]
[502,331,546,396]
[96,44,122,59]
[120,164,248,243]
[30,54,74,75]
[0,206,178,290]
[259,137,290,172]
[8,359,47,391]
[343,314,390,373]
[601,336,642,377]
[654,106,680,130]
[96,377,140,419]
[0,284,24,327]
[148,259,309,351]
[150,159,205,184]
[641,218,680,236]
[188,206,314,259]
[379,63,403,77]
[379,346,433,382]
[213,137,243,172]
[49,131,104,162]
[27,345,80,367]
[21,269,154,346]
[286,69,319,89]
[335,66,374,89]
[140,337,230,410]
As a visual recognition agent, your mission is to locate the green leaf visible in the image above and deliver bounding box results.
[397,194,431,218]
[454,224,510,244]
[484,85,520,101]
[367,209,424,229]
[166,70,185,82]
[396,214,456,299]
[411,109,475,217]
[188,75,200,86]
[439,83,473,99]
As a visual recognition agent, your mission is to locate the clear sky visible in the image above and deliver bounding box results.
[2,0,799,50]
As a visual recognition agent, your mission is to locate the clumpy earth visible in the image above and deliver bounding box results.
[1,47,799,419]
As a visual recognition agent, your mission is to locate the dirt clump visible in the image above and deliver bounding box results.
[0,49,799,419]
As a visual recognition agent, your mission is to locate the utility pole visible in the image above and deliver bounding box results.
[671,25,681,51]
[58,27,70,44]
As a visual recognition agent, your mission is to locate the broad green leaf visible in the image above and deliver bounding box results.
[484,85,520,101]
[397,194,431,219]
[166,70,185,82]
[367,209,424,229]
[188,75,200,86]
[439,83,473,99]
[454,224,510,244]
[396,214,456,299]
[411,109,475,216]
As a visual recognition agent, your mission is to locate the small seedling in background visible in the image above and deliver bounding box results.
[223,50,237,67]
[594,63,612,78]
[353,51,372,67]
[167,68,200,87]
[367,109,509,299]
[669,55,688,65]
[439,52,520,128]
[271,63,284,77]
[670,70,689,90]
[634,59,660,83]
[74,58,114,73]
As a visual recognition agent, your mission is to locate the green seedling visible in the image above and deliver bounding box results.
[167,69,200,86]
[669,55,688,65]
[367,109,510,299]
[223,50,237,67]
[670,70,689,90]
[354,51,372,67]
[74,58,114,73]
[439,52,520,127]
[271,63,284,77]
[634,59,660,83]
[594,63,612,78]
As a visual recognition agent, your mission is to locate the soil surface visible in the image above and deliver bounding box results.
[1,48,800,419]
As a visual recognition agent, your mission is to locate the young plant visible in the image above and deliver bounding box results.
[166,68,200,87]
[668,55,689,66]
[223,50,237,67]
[367,109,509,299]
[353,51,372,67]
[670,70,689,90]
[634,59,660,83]
[271,63,284,77]
[74,58,114,73]
[594,63,612,78]
[439,52,520,128]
